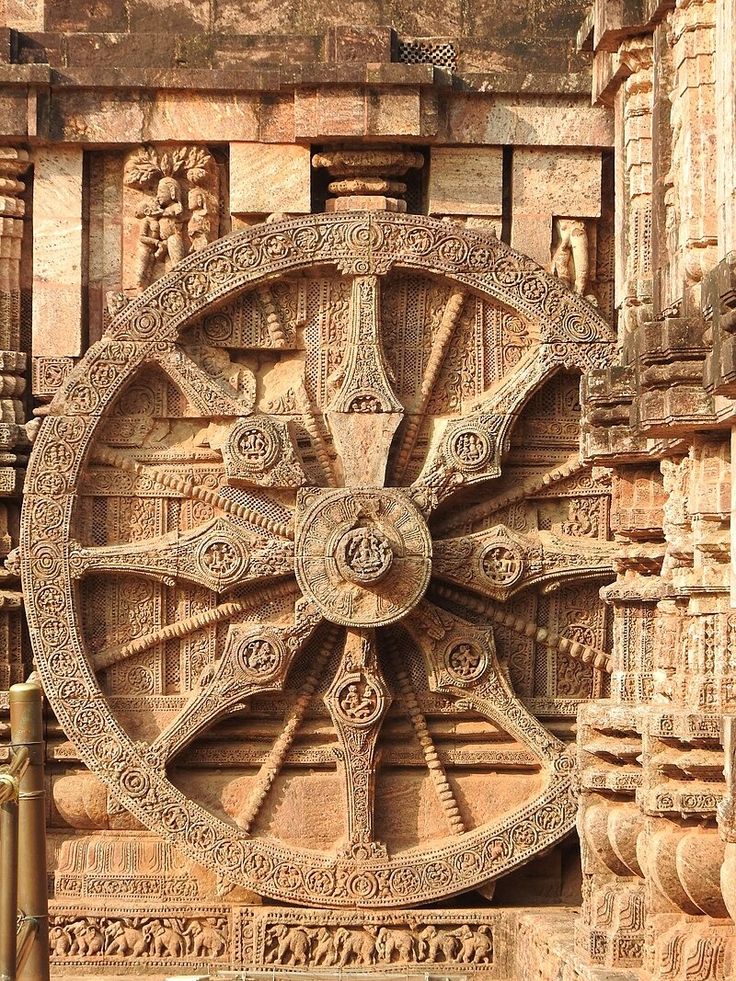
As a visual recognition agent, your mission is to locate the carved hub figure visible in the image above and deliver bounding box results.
[22,213,617,908]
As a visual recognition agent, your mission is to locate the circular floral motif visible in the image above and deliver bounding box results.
[305,868,336,896]
[68,382,101,413]
[262,235,290,260]
[46,649,78,678]
[214,839,247,872]
[203,313,232,343]
[129,308,162,339]
[535,804,563,833]
[185,820,218,852]
[423,861,453,888]
[519,275,548,304]
[120,766,151,798]
[492,257,525,287]
[161,803,189,834]
[292,226,320,254]
[468,245,494,270]
[438,236,469,266]
[204,256,235,284]
[484,837,510,863]
[73,706,105,737]
[88,363,119,394]
[182,271,209,298]
[274,862,303,891]
[390,867,421,896]
[34,471,67,497]
[29,498,64,534]
[233,243,260,269]
[160,288,187,316]
[35,585,66,616]
[43,443,74,472]
[40,618,70,648]
[405,227,434,255]
[57,679,87,702]
[347,870,379,900]
[512,822,539,849]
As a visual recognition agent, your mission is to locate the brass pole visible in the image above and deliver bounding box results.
[9,684,49,981]
[0,744,29,981]
[0,780,18,981]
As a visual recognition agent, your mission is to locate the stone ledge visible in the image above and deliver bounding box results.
[514,910,639,980]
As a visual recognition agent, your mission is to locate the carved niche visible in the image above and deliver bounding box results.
[23,213,616,908]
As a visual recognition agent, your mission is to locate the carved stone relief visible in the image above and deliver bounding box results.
[23,213,615,914]
[123,145,220,292]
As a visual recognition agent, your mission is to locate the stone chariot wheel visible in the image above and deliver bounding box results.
[23,213,616,907]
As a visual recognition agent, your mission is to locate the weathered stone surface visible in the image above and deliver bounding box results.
[427,147,502,216]
[230,142,311,216]
[31,146,84,357]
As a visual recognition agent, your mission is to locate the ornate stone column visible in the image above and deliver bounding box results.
[0,147,29,692]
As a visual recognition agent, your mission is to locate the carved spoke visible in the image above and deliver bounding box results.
[383,630,466,836]
[70,516,293,592]
[91,445,295,539]
[434,582,612,673]
[392,288,467,483]
[410,349,549,515]
[433,524,616,601]
[404,600,566,763]
[326,275,404,487]
[237,624,340,832]
[434,453,586,537]
[324,628,392,859]
[156,342,255,416]
[150,598,323,765]
[92,580,300,673]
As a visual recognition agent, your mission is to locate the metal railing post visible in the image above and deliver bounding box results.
[0,774,18,981]
[9,683,49,981]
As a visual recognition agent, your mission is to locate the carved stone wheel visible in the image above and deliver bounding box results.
[23,213,616,907]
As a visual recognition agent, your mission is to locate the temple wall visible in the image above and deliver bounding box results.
[0,1,734,978]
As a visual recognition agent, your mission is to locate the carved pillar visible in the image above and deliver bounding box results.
[0,147,29,692]
[715,0,736,254]
[669,0,718,310]
[618,38,654,338]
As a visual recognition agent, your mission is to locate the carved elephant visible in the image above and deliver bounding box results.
[376,927,415,962]
[145,921,186,958]
[267,924,311,965]
[105,921,148,957]
[190,921,227,958]
[312,927,338,966]
[336,927,376,966]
